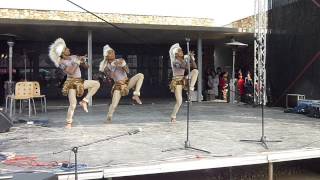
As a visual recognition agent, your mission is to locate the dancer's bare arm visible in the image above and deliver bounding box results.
[115,59,129,73]
[122,65,129,73]
[79,56,89,69]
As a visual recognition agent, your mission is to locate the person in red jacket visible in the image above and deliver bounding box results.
[220,72,229,101]
[237,72,245,102]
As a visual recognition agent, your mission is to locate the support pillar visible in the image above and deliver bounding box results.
[268,162,273,180]
[197,37,203,102]
[87,30,93,106]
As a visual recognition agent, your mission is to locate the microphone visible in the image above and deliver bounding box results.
[128,128,142,135]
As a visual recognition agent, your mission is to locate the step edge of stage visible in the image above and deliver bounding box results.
[102,148,320,178]
[53,148,320,179]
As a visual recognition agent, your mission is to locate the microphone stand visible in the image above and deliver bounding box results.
[163,38,210,154]
[240,39,281,149]
[53,129,140,180]
[240,80,281,149]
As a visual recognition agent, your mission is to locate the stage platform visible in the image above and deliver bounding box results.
[1,99,320,179]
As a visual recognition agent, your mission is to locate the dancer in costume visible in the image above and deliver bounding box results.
[99,45,144,122]
[169,43,198,122]
[49,38,100,128]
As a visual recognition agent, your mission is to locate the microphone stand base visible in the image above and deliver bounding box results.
[162,140,211,154]
[240,136,282,149]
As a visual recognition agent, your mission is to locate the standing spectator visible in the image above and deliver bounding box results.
[216,67,223,99]
[213,72,219,99]
[207,70,215,101]
[220,72,229,101]
[237,71,245,102]
[245,71,254,104]
[216,67,222,76]
[205,68,213,101]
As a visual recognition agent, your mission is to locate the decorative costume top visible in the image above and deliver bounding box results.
[99,44,129,96]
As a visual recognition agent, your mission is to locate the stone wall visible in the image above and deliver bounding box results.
[226,16,254,32]
[0,8,215,27]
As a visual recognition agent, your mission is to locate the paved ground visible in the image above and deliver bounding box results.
[1,98,320,175]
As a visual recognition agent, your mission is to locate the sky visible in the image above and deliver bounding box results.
[0,0,254,26]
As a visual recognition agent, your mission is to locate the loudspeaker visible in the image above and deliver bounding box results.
[0,111,13,133]
[286,94,305,109]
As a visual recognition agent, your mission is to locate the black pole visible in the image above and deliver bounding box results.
[183,38,210,153]
[262,90,265,139]
[186,99,190,146]
[54,132,133,155]
[239,40,281,149]
[72,147,78,180]
[53,129,141,180]
[185,38,191,147]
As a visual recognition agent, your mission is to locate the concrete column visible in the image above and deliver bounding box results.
[87,30,93,106]
[268,162,273,180]
[197,37,202,102]
[229,167,233,180]
[7,41,14,82]
[230,49,236,104]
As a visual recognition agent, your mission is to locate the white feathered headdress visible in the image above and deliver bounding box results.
[169,43,181,69]
[99,44,113,72]
[99,59,107,72]
[103,44,113,57]
[49,38,66,67]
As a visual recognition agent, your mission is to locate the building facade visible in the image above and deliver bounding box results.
[0,8,250,104]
